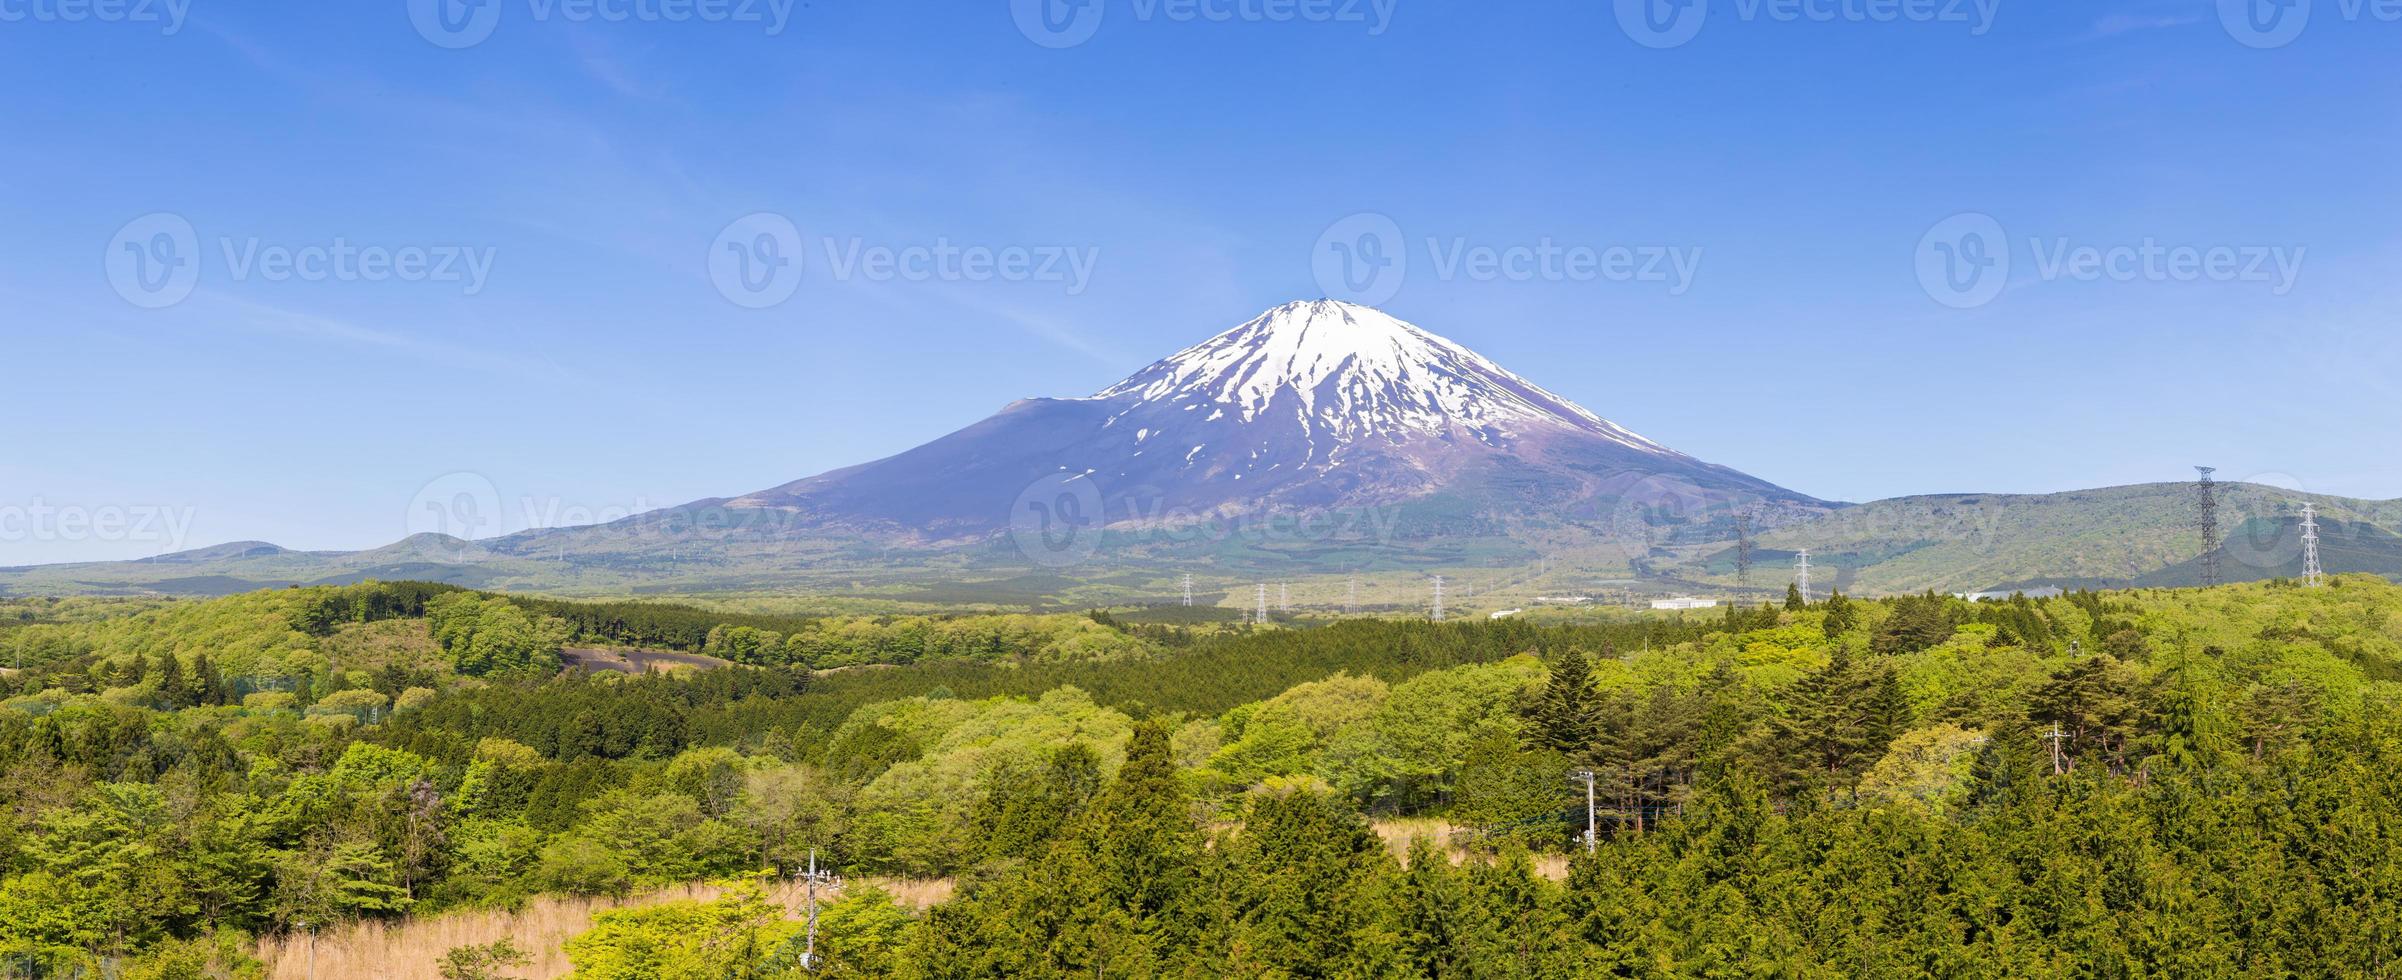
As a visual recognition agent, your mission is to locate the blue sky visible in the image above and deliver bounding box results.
[3,0,2397,563]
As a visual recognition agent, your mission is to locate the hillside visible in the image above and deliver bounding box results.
[6,579,2402,974]
[1655,482,2402,596]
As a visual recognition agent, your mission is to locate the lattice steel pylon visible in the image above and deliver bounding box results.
[1432,576,1446,622]
[2196,467,2221,588]
[2301,502,2324,588]
[1795,548,1812,604]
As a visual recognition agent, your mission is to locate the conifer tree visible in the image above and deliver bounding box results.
[1821,590,1858,638]
[1520,649,1599,758]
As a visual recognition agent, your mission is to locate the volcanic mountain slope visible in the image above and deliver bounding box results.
[21,301,2391,602]
[721,299,1822,547]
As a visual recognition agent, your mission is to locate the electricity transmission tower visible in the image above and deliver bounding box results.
[1346,576,1358,615]
[1734,510,1756,591]
[1182,573,1193,607]
[2196,466,2222,587]
[1255,584,1269,625]
[1794,549,1812,604]
[1279,582,1290,613]
[1431,575,1446,622]
[2301,502,2324,587]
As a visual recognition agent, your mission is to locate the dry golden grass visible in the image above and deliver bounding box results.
[253,877,952,980]
[1371,819,1571,882]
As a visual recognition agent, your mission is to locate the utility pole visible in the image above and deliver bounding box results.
[1431,576,1445,622]
[1795,549,1812,604]
[2301,502,2324,587]
[801,848,838,970]
[1571,769,1598,853]
[2043,724,2068,776]
[2196,466,2222,587]
[1182,573,1193,607]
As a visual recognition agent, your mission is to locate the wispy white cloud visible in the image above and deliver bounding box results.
[200,291,583,382]
[2072,10,2205,42]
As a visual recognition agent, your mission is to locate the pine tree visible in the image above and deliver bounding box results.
[2030,654,2142,773]
[1520,649,1599,758]
[1745,650,1906,802]
[154,653,189,711]
[1786,583,1806,611]
[1821,590,1858,638]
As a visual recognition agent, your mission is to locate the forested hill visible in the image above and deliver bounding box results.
[2,577,2400,974]
[6,482,2397,604]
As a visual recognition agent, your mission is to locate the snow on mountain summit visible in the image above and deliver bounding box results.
[1093,300,1673,455]
[722,298,1811,540]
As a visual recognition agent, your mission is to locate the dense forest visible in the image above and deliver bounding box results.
[0,577,2398,975]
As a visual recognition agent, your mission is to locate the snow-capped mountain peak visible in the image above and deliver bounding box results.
[1094,300,1672,454]
[726,298,1811,542]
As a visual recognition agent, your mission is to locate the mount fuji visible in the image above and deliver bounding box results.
[0,301,1849,598]
[717,299,1822,549]
[15,299,2401,601]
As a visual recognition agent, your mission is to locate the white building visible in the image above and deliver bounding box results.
[1651,596,1719,610]
[1954,587,2065,602]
